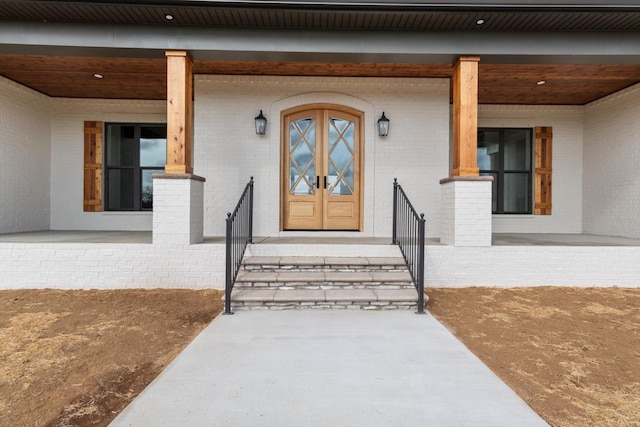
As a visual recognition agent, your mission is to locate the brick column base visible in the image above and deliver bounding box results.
[440,176,493,247]
[152,174,206,245]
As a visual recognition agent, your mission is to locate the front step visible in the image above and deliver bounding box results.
[242,256,407,272]
[231,288,418,310]
[228,256,425,311]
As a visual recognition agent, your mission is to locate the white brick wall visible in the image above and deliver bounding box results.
[479,105,584,234]
[426,245,640,287]
[583,83,640,238]
[194,75,450,238]
[2,240,638,289]
[0,77,51,233]
[152,176,204,244]
[440,178,492,246]
[49,98,165,231]
[5,76,631,241]
[0,242,225,289]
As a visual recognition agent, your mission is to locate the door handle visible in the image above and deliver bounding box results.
[324,176,327,189]
[316,176,320,189]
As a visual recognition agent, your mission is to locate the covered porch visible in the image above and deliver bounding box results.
[2,4,640,243]
[2,1,640,290]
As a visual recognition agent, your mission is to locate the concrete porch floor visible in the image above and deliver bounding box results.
[1,231,640,246]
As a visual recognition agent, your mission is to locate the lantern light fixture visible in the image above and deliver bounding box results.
[255,110,267,135]
[377,112,390,137]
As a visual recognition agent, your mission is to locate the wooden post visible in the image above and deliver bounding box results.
[451,56,480,177]
[165,51,193,174]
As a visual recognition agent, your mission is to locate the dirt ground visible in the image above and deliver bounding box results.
[0,289,223,427]
[427,287,640,427]
[1,287,639,427]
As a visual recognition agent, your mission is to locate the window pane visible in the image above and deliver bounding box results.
[106,125,135,167]
[504,173,530,213]
[289,118,316,195]
[140,127,167,167]
[328,117,355,195]
[141,169,162,210]
[107,169,134,210]
[481,172,498,213]
[504,129,531,171]
[477,130,500,170]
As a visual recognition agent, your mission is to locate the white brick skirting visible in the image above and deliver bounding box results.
[426,245,640,287]
[0,243,225,289]
[3,241,639,289]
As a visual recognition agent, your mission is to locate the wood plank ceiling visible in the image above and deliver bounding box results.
[1,2,640,104]
[1,54,640,105]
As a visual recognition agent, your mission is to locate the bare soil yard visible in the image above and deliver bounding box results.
[427,287,640,427]
[1,287,639,426]
[0,289,223,427]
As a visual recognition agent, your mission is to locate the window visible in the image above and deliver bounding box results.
[105,124,166,211]
[478,128,533,214]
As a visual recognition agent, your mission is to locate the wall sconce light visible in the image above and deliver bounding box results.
[255,110,267,135]
[377,112,390,137]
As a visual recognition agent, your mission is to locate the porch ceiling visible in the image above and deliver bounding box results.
[1,54,640,105]
[2,1,640,104]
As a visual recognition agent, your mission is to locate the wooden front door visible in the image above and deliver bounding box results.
[282,105,363,230]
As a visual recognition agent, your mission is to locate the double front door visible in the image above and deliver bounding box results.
[282,105,363,230]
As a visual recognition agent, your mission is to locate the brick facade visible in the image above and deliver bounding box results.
[194,75,450,238]
[0,77,51,233]
[584,85,640,239]
[2,75,640,247]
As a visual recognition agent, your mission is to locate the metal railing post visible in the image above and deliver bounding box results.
[224,212,234,315]
[248,176,254,243]
[417,213,425,314]
[392,178,398,245]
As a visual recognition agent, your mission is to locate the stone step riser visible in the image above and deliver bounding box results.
[242,265,407,273]
[232,301,418,311]
[231,256,418,311]
[235,283,415,290]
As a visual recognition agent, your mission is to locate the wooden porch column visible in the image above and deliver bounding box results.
[451,56,480,177]
[165,51,193,174]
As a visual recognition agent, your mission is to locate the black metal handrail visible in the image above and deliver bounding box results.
[392,178,426,314]
[224,177,254,315]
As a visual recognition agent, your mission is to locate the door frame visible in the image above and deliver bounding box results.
[280,103,365,231]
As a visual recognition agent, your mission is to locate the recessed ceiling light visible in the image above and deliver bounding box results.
[165,14,174,21]
[93,73,104,79]
[476,19,485,25]
[536,80,546,85]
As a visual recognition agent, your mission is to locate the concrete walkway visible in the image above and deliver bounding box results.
[110,310,549,427]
